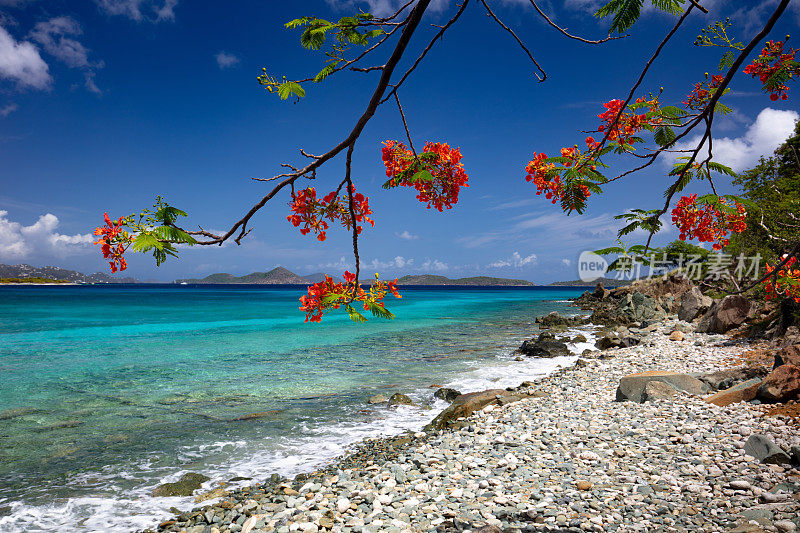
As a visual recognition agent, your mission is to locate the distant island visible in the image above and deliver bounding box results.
[0,264,138,284]
[549,277,633,287]
[398,274,533,286]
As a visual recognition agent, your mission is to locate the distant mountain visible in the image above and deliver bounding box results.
[176,266,310,285]
[398,274,534,286]
[549,277,632,287]
[0,264,138,284]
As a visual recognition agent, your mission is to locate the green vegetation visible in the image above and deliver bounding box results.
[397,275,533,286]
[0,277,70,284]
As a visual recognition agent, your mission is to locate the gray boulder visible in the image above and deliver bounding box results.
[696,295,751,334]
[791,445,800,466]
[616,371,709,403]
[517,332,570,358]
[641,381,679,402]
[367,394,387,404]
[425,389,530,431]
[678,287,713,322]
[696,367,769,391]
[743,435,791,464]
[152,472,210,497]
[617,292,666,323]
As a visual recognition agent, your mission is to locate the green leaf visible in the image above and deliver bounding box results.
[718,50,735,71]
[707,161,737,177]
[653,126,677,147]
[595,0,645,34]
[659,105,688,119]
[131,233,161,253]
[345,304,367,323]
[152,225,197,245]
[277,82,305,100]
[409,170,434,183]
[313,60,340,82]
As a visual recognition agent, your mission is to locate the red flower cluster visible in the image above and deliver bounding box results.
[743,40,798,101]
[94,213,131,273]
[524,137,597,209]
[287,186,374,241]
[671,194,747,251]
[298,271,401,323]
[597,97,660,146]
[683,74,725,110]
[381,140,469,211]
[94,213,132,273]
[764,255,800,303]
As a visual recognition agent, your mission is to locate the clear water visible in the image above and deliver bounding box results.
[0,284,588,532]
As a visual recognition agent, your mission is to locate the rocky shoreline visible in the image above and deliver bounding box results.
[145,277,800,533]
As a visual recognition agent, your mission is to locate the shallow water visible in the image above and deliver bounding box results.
[0,284,587,531]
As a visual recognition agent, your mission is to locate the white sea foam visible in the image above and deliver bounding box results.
[0,324,597,533]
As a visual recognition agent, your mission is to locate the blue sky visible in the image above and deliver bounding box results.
[1,0,798,283]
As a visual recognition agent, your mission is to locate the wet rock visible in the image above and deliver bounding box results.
[757,364,800,403]
[231,410,281,421]
[743,435,791,465]
[425,389,529,431]
[367,395,388,404]
[678,287,713,322]
[572,334,587,343]
[616,371,708,403]
[597,333,640,350]
[388,393,414,406]
[195,487,229,503]
[704,378,762,407]
[790,445,800,466]
[517,332,570,358]
[152,472,210,497]
[696,295,751,334]
[535,311,585,328]
[433,388,461,403]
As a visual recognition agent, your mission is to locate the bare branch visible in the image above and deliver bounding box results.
[527,0,626,44]
[394,92,417,157]
[479,0,546,81]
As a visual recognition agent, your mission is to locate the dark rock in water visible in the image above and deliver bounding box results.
[517,332,570,358]
[775,344,800,369]
[367,394,388,404]
[433,387,461,403]
[387,393,414,406]
[425,389,530,431]
[0,407,41,420]
[678,287,713,322]
[616,371,708,403]
[535,311,585,328]
[152,472,210,497]
[231,410,281,421]
[757,364,800,403]
[744,435,791,465]
[228,476,252,482]
[696,295,751,334]
[572,334,588,343]
[696,367,769,391]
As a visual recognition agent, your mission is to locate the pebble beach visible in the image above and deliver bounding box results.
[151,314,800,533]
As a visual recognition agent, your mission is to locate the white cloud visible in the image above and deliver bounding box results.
[0,210,93,260]
[488,198,536,210]
[421,258,448,271]
[29,17,103,94]
[561,258,571,267]
[0,25,50,89]
[361,255,414,270]
[0,102,17,116]
[667,108,799,173]
[488,251,537,268]
[215,51,239,69]
[395,229,418,240]
[96,0,178,22]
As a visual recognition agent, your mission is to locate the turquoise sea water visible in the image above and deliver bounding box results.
[0,284,588,532]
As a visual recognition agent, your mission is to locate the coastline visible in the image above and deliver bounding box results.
[145,297,800,533]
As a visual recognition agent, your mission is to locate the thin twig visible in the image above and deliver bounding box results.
[527,0,625,44]
[479,0,546,81]
[394,92,417,157]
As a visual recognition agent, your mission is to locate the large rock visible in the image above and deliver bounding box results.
[387,393,414,406]
[613,274,693,305]
[743,435,791,465]
[517,332,570,358]
[433,387,461,403]
[704,378,762,407]
[775,344,800,369]
[535,311,585,328]
[641,381,678,402]
[596,333,640,350]
[696,367,769,391]
[696,295,751,334]
[425,389,529,431]
[616,371,709,403]
[678,287,713,322]
[593,283,610,299]
[367,394,387,404]
[617,292,665,323]
[757,364,800,403]
[152,472,210,497]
